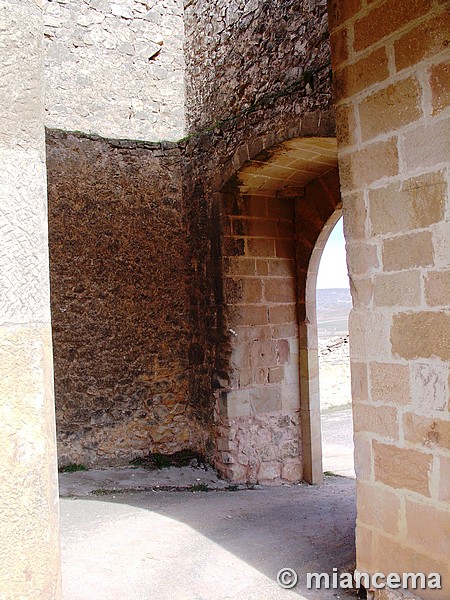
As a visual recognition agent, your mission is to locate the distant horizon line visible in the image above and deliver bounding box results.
[316,286,350,290]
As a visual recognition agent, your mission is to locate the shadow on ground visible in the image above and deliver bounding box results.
[60,476,356,600]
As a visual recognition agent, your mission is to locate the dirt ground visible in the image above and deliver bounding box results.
[321,407,355,478]
[59,475,356,600]
[58,323,356,599]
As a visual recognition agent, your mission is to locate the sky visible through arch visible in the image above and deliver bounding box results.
[316,217,350,289]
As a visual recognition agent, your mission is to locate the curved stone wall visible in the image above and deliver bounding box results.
[181,0,335,447]
[45,0,338,466]
[184,0,332,133]
[44,0,185,141]
[47,131,197,466]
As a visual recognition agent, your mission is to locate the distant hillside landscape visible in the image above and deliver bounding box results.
[316,288,351,338]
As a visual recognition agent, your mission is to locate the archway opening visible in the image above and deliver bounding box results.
[316,217,354,478]
[215,136,343,485]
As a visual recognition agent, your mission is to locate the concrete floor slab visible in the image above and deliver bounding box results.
[60,478,356,599]
[59,464,233,497]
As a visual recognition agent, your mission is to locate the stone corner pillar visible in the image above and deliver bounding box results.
[0,0,62,598]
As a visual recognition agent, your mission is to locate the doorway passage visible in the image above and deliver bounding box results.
[316,217,354,478]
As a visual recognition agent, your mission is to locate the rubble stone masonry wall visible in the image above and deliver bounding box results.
[328,0,450,596]
[44,0,185,140]
[46,131,196,466]
[45,0,337,467]
[184,0,332,132]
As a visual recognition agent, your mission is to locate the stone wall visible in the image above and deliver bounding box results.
[184,0,332,132]
[44,0,338,470]
[44,0,185,141]
[181,120,339,476]
[181,0,336,458]
[216,183,302,483]
[47,131,198,466]
[328,0,450,595]
[0,1,61,597]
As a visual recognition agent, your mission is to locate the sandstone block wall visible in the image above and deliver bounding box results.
[46,131,196,466]
[44,0,185,140]
[329,0,450,595]
[216,184,302,483]
[0,1,61,597]
[208,136,342,484]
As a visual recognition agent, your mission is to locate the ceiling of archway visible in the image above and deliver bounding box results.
[237,137,338,195]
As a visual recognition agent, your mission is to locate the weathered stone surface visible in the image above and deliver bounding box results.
[349,309,390,360]
[184,0,332,132]
[0,326,61,599]
[403,412,450,452]
[369,362,410,405]
[353,433,372,481]
[391,311,450,361]
[350,362,368,402]
[382,231,434,271]
[339,138,399,192]
[328,0,450,593]
[46,131,196,466]
[371,532,450,600]
[346,241,379,276]
[0,151,52,324]
[433,219,450,269]
[394,11,450,72]
[405,498,450,557]
[0,1,46,152]
[356,480,401,534]
[411,363,448,412]
[369,170,447,236]
[333,46,389,102]
[359,76,422,141]
[349,277,373,308]
[373,270,421,307]
[353,403,398,441]
[44,0,185,140]
[424,270,450,307]
[342,191,366,241]
[217,412,302,484]
[438,455,450,502]
[353,0,430,53]
[401,117,450,171]
[430,60,450,115]
[0,1,61,597]
[373,440,432,497]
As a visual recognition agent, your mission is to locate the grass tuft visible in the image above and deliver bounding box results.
[188,483,209,492]
[59,463,88,473]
